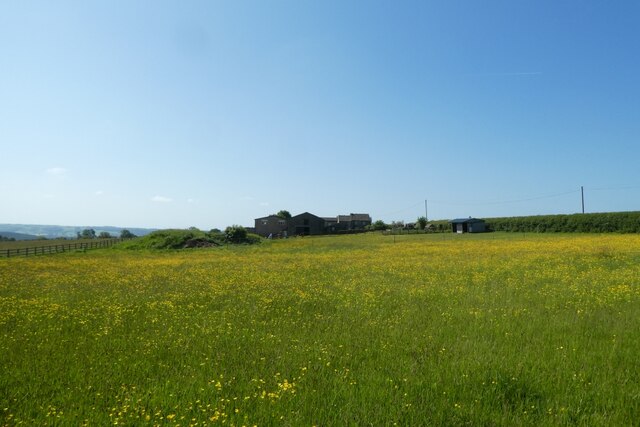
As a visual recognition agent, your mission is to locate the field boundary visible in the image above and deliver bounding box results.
[0,238,124,258]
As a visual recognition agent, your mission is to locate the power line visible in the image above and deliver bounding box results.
[430,189,580,207]
[377,185,640,219]
[379,201,424,217]
[588,185,640,191]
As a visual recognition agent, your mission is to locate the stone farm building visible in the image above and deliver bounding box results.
[253,215,288,237]
[255,212,372,237]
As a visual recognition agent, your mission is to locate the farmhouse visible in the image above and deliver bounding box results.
[254,215,288,237]
[343,213,372,230]
[450,217,486,233]
[331,213,372,232]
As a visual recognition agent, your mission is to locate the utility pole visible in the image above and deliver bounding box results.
[581,186,585,214]
[425,199,428,222]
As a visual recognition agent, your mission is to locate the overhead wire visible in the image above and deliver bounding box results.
[379,201,424,217]
[430,189,581,207]
[378,185,640,218]
[588,185,640,191]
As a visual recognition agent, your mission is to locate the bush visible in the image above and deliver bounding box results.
[117,227,261,250]
[245,233,262,244]
[118,229,207,250]
[225,225,248,244]
[370,220,388,231]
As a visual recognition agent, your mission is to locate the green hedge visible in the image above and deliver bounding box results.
[117,228,260,250]
[485,211,640,233]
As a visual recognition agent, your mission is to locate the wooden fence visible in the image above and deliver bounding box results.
[0,239,124,258]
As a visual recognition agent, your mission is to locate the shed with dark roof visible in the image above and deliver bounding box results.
[450,218,486,233]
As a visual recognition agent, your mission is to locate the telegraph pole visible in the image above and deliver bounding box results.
[425,199,428,221]
[581,186,585,214]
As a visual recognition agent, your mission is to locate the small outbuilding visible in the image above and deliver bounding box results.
[450,217,486,234]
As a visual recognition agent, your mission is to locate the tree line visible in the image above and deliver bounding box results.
[76,229,137,239]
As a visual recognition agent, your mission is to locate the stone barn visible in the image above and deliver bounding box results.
[288,212,326,236]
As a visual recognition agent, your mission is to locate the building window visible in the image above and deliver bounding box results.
[278,220,286,225]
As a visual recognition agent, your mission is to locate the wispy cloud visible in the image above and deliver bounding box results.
[46,167,68,175]
[151,195,173,203]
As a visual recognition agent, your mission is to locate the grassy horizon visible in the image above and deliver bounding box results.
[1,233,639,425]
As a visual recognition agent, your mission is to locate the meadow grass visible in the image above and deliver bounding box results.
[1,233,639,425]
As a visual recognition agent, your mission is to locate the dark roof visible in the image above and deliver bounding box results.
[349,213,371,221]
[450,218,485,224]
[337,213,372,222]
[292,212,324,220]
[255,215,281,221]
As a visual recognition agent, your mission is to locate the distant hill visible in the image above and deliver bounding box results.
[0,224,156,239]
[0,231,41,241]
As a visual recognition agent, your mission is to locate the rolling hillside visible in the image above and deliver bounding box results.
[0,231,40,241]
[0,224,155,239]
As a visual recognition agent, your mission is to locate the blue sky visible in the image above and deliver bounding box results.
[1,1,639,229]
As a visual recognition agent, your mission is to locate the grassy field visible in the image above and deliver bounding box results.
[1,233,639,425]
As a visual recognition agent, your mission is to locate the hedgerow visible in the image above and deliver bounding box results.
[485,211,640,233]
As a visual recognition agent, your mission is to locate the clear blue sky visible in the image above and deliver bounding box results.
[1,1,639,229]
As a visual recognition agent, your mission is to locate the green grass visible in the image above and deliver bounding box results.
[1,233,639,425]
